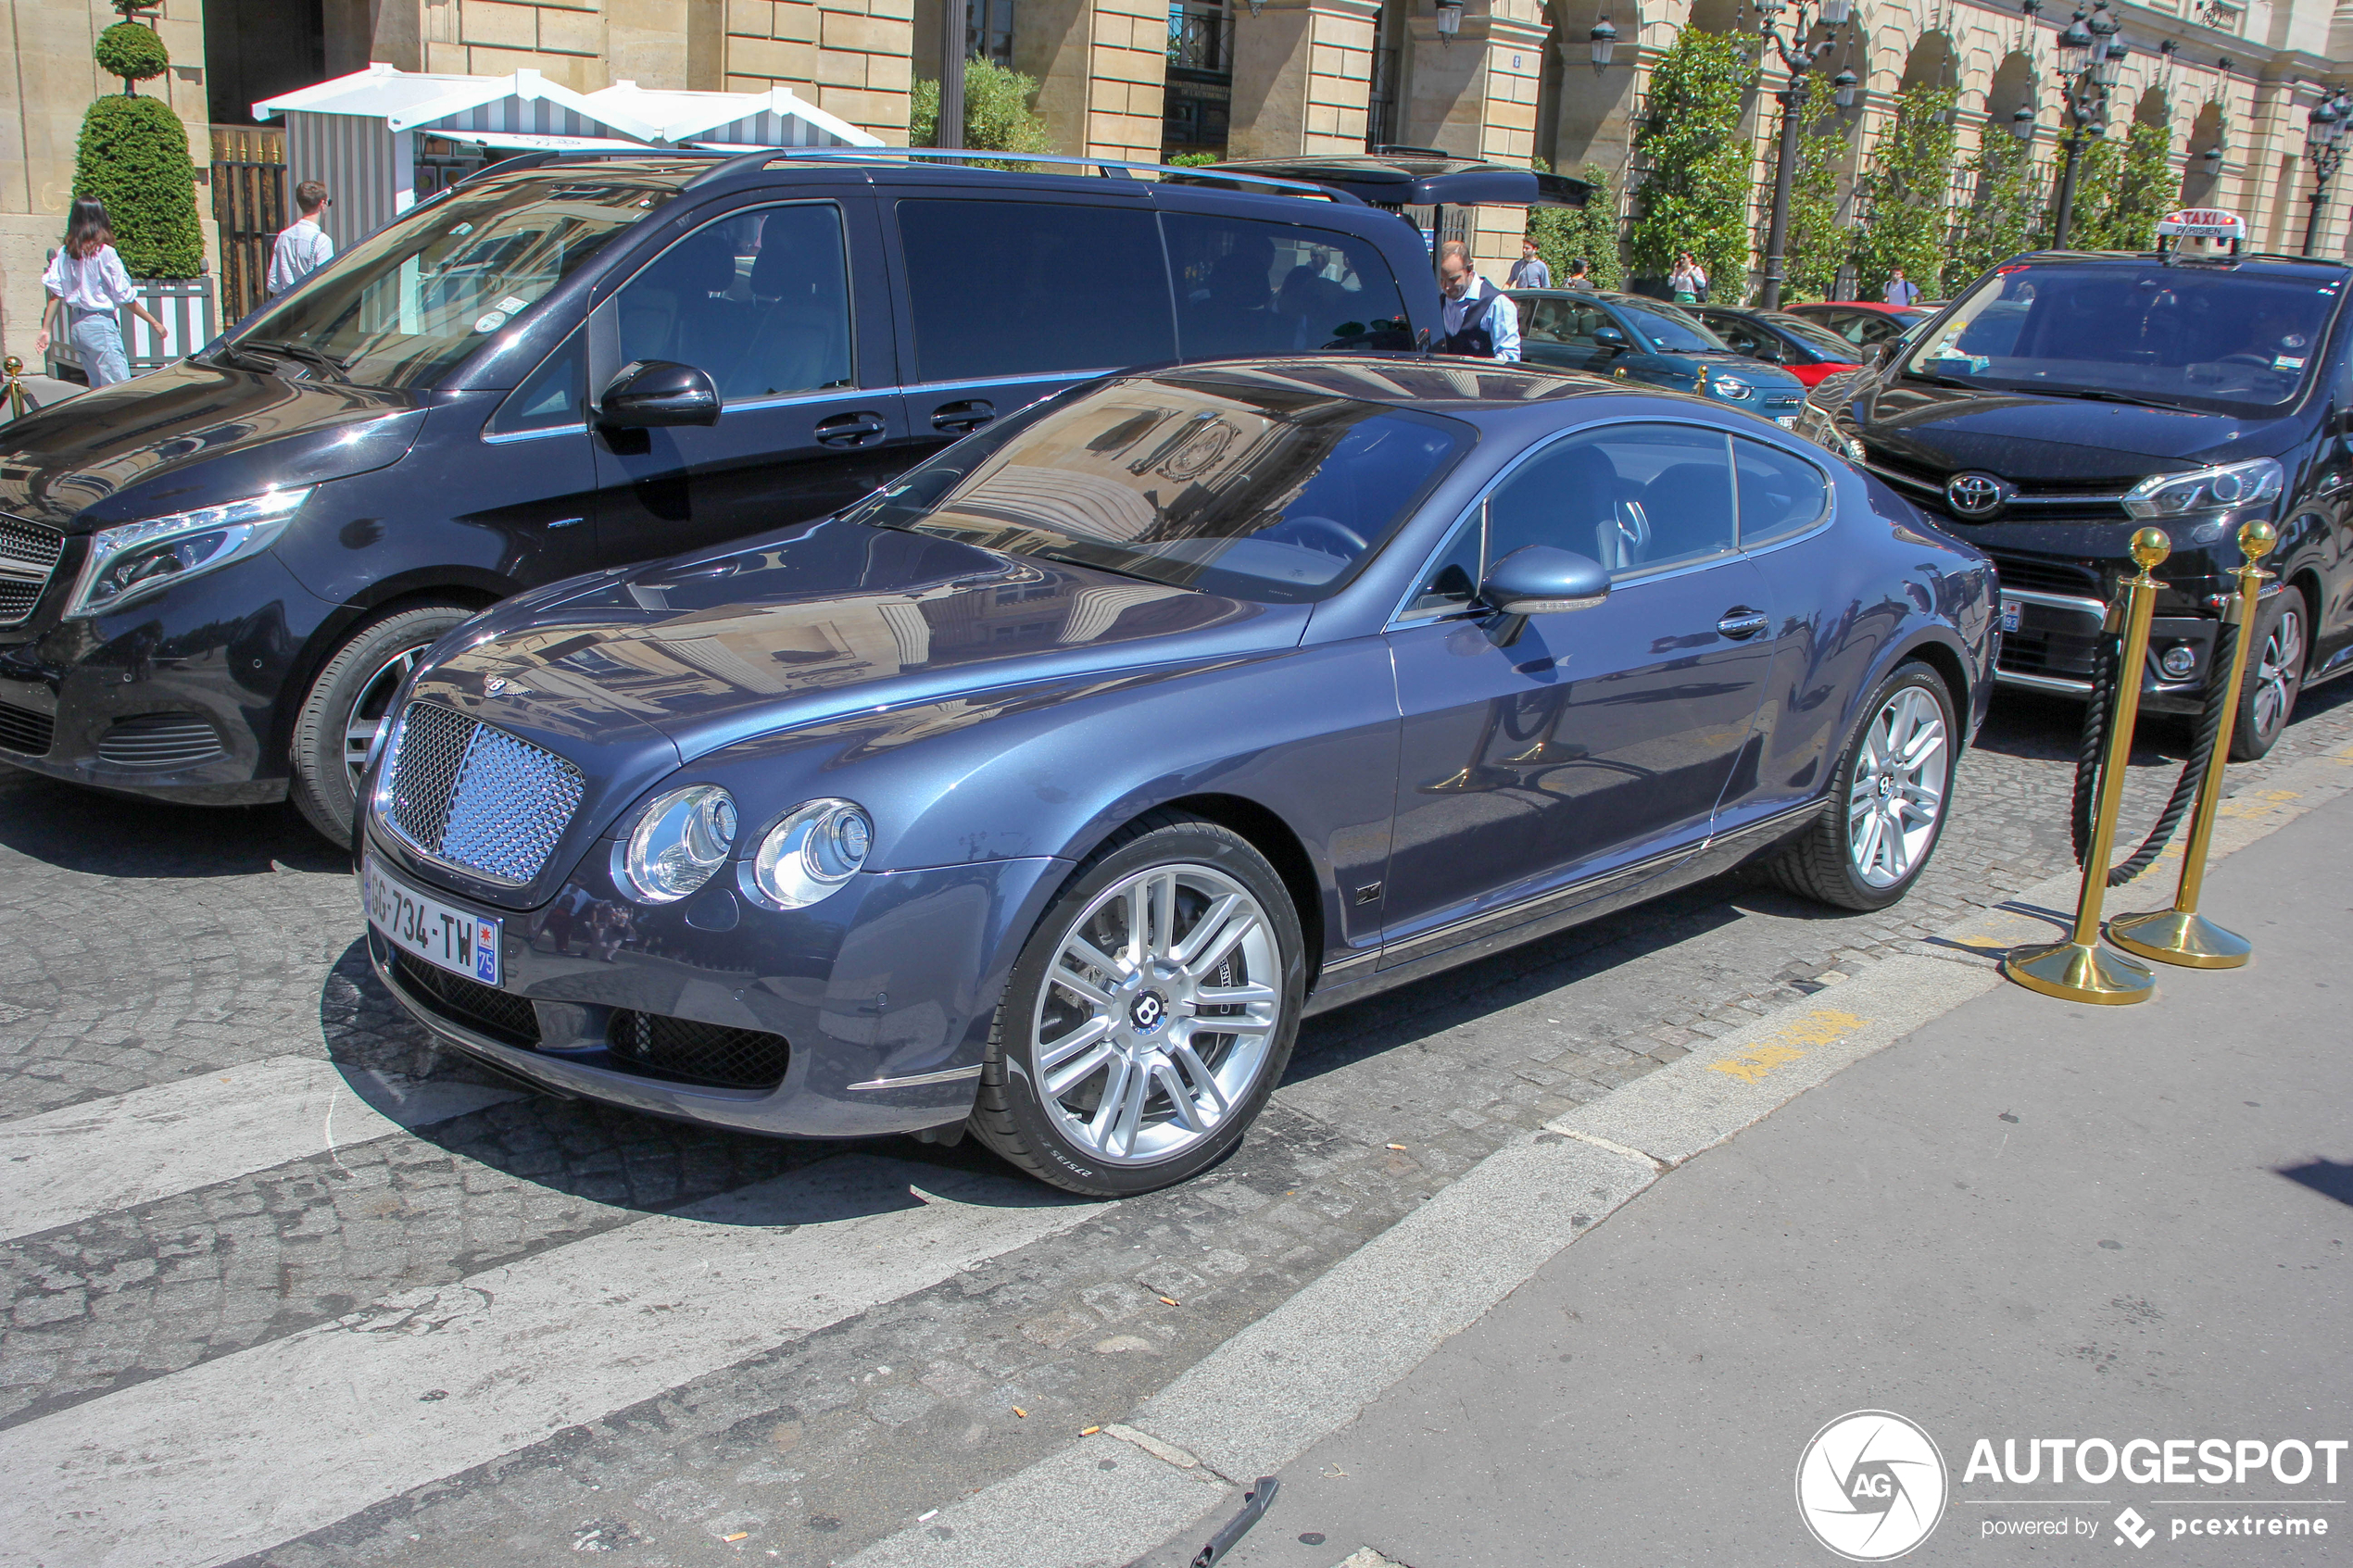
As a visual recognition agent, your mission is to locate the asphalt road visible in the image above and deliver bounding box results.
[1210,773,2353,1568]
[3,675,2350,1568]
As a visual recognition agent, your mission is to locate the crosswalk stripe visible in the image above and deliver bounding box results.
[0,1154,1088,1568]
[0,1055,524,1243]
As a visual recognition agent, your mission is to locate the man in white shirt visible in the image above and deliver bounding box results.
[268,181,334,296]
[1434,241,1522,362]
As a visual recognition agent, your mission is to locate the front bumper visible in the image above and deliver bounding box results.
[0,550,331,804]
[362,834,1071,1139]
[1994,586,2263,715]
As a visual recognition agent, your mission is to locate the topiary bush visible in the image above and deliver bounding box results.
[1775,74,1853,302]
[74,94,205,277]
[1849,83,1959,301]
[1629,29,1760,302]
[94,21,170,91]
[1949,130,2045,293]
[911,58,1056,169]
[1529,158,1626,290]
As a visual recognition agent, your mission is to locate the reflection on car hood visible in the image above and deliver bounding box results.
[433,515,1306,768]
[1854,377,2285,478]
[0,361,425,530]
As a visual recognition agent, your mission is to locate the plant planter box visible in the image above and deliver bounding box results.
[44,272,217,383]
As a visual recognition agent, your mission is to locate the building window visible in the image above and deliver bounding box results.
[1164,0,1233,160]
[970,0,1016,67]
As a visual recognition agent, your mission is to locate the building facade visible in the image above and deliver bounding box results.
[3,0,2350,362]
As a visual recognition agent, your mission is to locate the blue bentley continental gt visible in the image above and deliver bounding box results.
[358,358,1995,1195]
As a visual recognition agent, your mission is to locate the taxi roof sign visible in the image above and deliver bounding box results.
[2156,207,2247,240]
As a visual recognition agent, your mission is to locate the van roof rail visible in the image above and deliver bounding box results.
[706,146,1363,201]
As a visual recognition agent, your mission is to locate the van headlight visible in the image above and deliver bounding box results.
[613,784,737,903]
[741,797,873,910]
[2123,458,2284,519]
[66,487,313,617]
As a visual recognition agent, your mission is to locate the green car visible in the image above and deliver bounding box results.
[1508,289,1809,424]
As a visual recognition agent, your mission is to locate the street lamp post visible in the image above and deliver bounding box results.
[1756,0,1856,309]
[2048,0,2123,249]
[2302,88,2351,257]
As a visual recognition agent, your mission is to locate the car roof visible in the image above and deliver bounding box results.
[1994,247,2353,280]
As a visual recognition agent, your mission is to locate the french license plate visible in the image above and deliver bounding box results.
[362,857,502,987]
[1775,415,1799,429]
[2000,596,2022,634]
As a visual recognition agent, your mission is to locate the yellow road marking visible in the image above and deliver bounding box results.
[1705,1009,1868,1084]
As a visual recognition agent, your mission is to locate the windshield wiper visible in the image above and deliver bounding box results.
[240,340,351,383]
[2015,385,2185,410]
[1901,370,1986,390]
[200,342,281,374]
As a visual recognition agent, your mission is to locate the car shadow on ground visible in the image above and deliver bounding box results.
[0,772,346,877]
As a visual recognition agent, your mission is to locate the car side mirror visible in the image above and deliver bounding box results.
[1591,326,1629,352]
[1754,347,1786,365]
[598,359,720,428]
[1478,546,1610,646]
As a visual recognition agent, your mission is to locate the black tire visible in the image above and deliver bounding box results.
[1754,662,1957,912]
[2228,588,2306,762]
[289,603,472,848]
[968,811,1305,1198]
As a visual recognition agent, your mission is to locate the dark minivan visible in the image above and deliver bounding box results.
[1802,240,2353,759]
[0,149,1498,843]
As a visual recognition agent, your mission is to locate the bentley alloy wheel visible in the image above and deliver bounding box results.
[1845,684,1948,888]
[1033,862,1281,1165]
[971,814,1303,1196]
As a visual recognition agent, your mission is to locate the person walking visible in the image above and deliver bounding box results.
[1434,241,1521,362]
[1669,250,1708,305]
[1882,266,1921,307]
[32,198,167,390]
[268,181,335,296]
[1507,237,1551,290]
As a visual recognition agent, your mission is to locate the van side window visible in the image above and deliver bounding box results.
[1164,214,1410,358]
[616,204,851,404]
[897,200,1176,382]
[489,326,585,434]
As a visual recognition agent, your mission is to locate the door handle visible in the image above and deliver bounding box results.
[1717,608,1770,640]
[931,398,995,433]
[814,411,888,447]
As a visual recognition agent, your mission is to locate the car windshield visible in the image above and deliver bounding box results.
[845,376,1469,604]
[1617,300,1729,355]
[1761,312,1865,360]
[212,168,690,388]
[1902,262,2346,413]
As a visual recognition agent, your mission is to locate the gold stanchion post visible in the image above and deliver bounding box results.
[2002,527,2171,1005]
[1,356,24,421]
[2107,519,2277,967]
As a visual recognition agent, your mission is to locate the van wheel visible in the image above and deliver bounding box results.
[289,604,472,848]
[968,812,1304,1197]
[2228,591,2305,761]
[1754,662,1957,912]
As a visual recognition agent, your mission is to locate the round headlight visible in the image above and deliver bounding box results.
[742,797,873,910]
[1710,375,1754,400]
[614,784,737,903]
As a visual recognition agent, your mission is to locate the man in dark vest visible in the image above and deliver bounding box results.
[1435,241,1521,361]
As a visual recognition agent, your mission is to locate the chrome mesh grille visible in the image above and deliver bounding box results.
[381,702,583,885]
[0,513,64,629]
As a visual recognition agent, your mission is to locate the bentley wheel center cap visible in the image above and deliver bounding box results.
[1129,989,1171,1034]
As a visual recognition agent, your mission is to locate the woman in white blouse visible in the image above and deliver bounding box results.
[33,199,168,388]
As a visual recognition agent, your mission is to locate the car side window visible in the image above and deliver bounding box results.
[1404,510,1485,615]
[489,325,585,434]
[1734,436,1831,547]
[899,199,1176,381]
[1163,213,1410,358]
[1708,314,1760,355]
[1524,298,1606,347]
[616,204,852,405]
[1488,424,1736,578]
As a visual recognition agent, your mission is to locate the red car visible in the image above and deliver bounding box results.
[1785,300,1934,352]
[1692,306,1866,387]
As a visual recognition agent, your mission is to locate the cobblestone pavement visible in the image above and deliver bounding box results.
[4,677,2349,1568]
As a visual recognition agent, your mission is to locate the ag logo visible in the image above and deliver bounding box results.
[1795,1410,1948,1561]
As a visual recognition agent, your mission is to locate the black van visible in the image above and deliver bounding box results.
[1799,241,2353,759]
[0,149,1532,843]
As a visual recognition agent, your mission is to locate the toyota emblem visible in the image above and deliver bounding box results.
[1944,472,2009,520]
